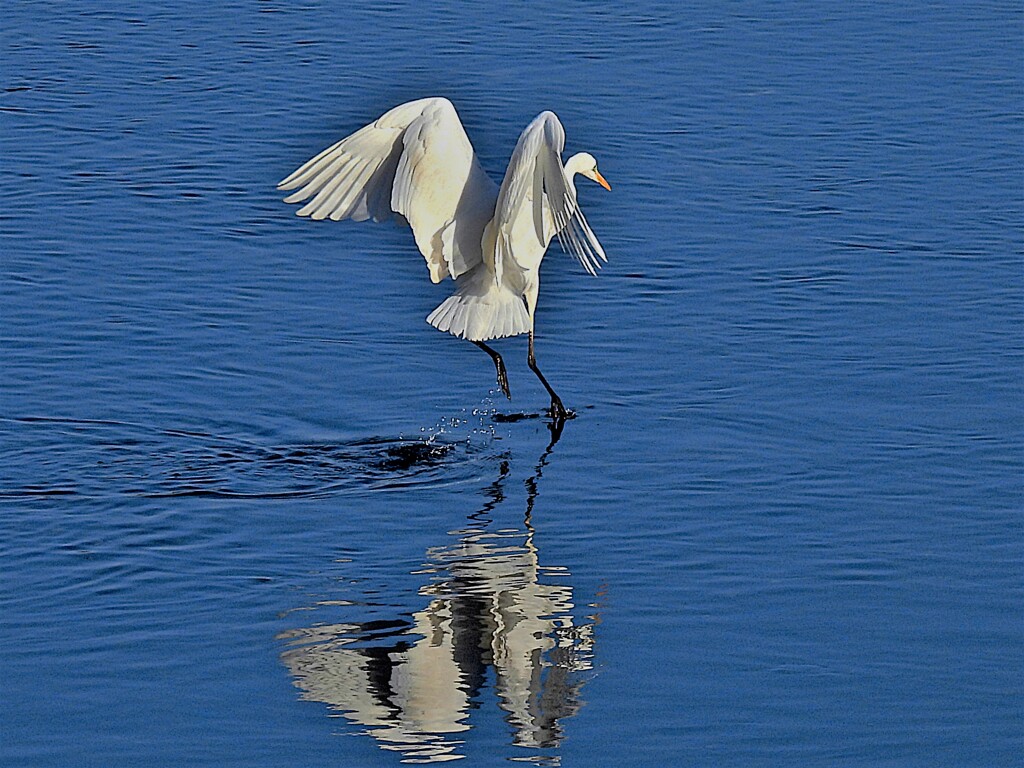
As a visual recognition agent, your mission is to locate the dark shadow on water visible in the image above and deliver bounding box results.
[373,439,458,471]
[492,411,542,423]
[277,424,599,765]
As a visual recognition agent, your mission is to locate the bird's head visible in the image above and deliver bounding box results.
[567,152,611,191]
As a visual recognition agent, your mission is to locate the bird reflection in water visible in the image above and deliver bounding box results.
[278,421,598,763]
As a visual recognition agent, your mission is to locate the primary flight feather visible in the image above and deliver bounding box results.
[278,97,610,420]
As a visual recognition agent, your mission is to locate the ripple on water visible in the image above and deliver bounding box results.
[0,415,502,502]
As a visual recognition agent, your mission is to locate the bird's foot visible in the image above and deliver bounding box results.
[548,397,573,422]
[496,360,511,400]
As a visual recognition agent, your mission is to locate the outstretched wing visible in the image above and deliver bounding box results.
[491,111,606,283]
[278,97,498,283]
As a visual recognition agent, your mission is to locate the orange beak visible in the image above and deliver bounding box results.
[593,170,611,191]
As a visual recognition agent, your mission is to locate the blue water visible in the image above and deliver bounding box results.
[2,2,1022,765]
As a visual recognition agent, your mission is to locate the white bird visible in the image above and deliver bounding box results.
[277,97,610,420]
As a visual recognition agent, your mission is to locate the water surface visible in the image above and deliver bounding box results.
[2,2,1022,765]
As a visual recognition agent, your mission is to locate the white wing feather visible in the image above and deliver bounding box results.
[492,111,607,283]
[278,98,498,284]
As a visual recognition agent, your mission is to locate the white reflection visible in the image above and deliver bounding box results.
[279,435,598,763]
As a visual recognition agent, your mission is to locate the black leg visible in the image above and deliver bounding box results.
[472,340,511,400]
[527,331,569,421]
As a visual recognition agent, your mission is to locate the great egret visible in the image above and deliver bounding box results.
[278,98,610,420]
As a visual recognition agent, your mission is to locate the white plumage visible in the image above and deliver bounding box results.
[278,97,610,419]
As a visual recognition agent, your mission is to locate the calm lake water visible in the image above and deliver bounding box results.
[2,2,1022,765]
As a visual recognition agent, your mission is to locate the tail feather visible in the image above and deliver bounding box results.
[427,266,530,341]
